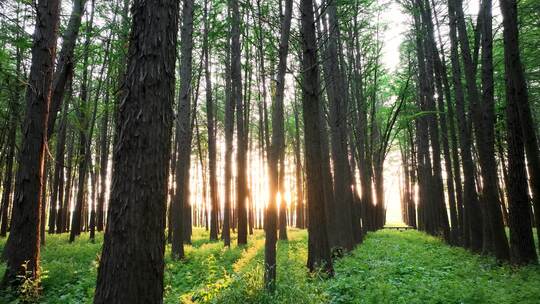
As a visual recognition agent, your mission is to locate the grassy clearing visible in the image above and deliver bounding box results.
[0,228,539,303]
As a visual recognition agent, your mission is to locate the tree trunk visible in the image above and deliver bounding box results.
[2,0,60,287]
[96,86,110,232]
[70,0,96,243]
[300,0,333,275]
[265,0,293,290]
[322,0,355,250]
[172,0,195,259]
[221,15,233,244]
[0,118,16,238]
[293,100,305,229]
[448,0,483,250]
[230,0,247,246]
[48,0,87,139]
[93,0,179,301]
[476,0,510,260]
[499,0,540,252]
[49,93,70,235]
[203,0,219,244]
[499,0,538,265]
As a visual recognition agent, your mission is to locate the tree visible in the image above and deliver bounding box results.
[499,0,539,265]
[300,0,333,274]
[447,0,483,250]
[93,0,180,301]
[2,0,61,287]
[265,0,293,291]
[172,0,195,259]
[476,0,510,260]
[230,0,248,246]
[70,0,96,243]
[47,0,88,138]
[323,0,356,250]
[204,0,220,243]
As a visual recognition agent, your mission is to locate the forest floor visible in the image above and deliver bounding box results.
[0,228,539,304]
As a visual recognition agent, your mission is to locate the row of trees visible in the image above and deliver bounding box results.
[398,0,540,265]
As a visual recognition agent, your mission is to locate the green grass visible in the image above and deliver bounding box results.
[0,228,539,303]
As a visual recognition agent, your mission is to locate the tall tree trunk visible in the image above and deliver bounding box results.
[448,0,483,250]
[323,0,355,250]
[203,0,219,243]
[70,0,96,243]
[2,0,60,286]
[221,15,233,244]
[293,100,305,229]
[93,0,179,301]
[476,0,510,260]
[419,0,450,241]
[499,0,540,251]
[265,0,293,290]
[499,0,539,265]
[231,0,247,245]
[431,1,463,243]
[48,93,70,235]
[300,0,333,275]
[96,85,110,232]
[48,0,87,138]
[172,0,195,259]
[350,20,374,233]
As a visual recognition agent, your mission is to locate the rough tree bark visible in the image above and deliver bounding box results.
[93,0,179,301]
[2,0,60,287]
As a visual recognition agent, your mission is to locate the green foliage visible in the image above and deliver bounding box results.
[327,230,540,304]
[1,229,539,303]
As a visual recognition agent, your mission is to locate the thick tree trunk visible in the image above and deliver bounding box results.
[499,0,538,265]
[93,0,179,301]
[300,0,333,275]
[499,0,540,251]
[2,0,60,286]
[323,1,355,250]
[476,0,510,260]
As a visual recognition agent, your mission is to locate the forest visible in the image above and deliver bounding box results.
[0,0,539,302]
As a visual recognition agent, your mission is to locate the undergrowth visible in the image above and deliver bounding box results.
[0,228,538,303]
